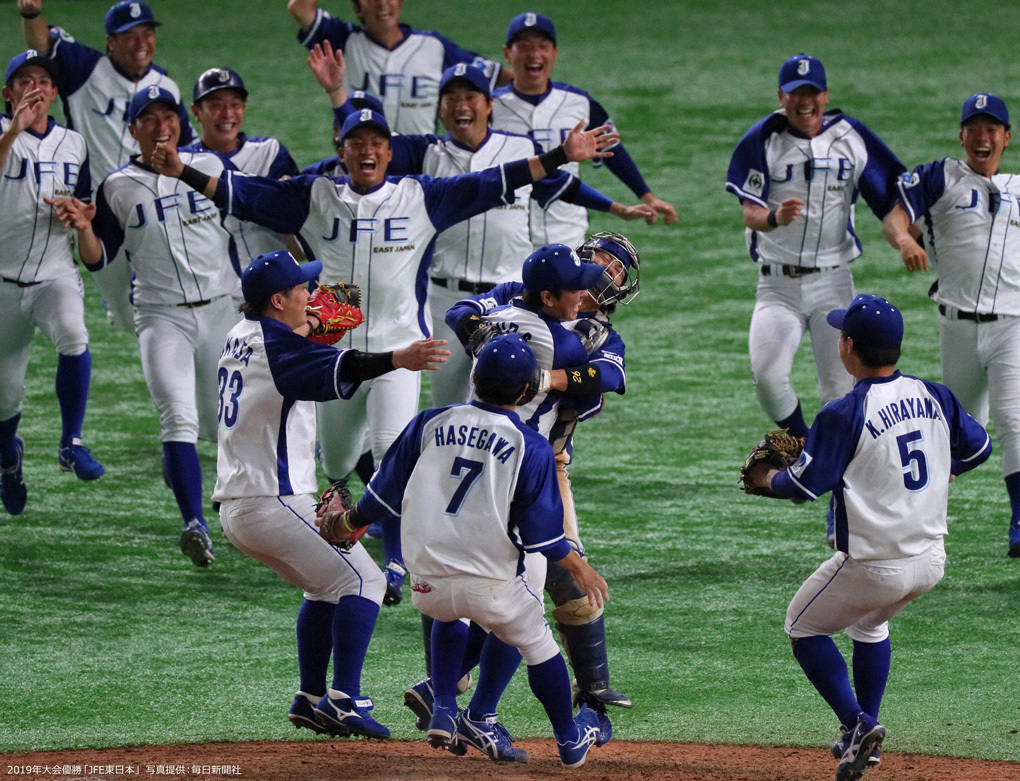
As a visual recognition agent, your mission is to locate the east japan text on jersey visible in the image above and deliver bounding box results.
[0,117,91,282]
[726,109,905,268]
[898,158,1020,316]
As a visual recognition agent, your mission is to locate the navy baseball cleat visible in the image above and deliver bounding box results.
[383,559,406,606]
[831,728,880,767]
[314,690,390,739]
[836,712,885,781]
[573,682,633,709]
[1008,521,1020,558]
[404,673,473,731]
[456,710,529,762]
[288,692,350,737]
[556,704,603,768]
[180,518,215,567]
[0,435,27,515]
[426,702,465,754]
[58,439,105,481]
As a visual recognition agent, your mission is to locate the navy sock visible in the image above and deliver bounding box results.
[1006,472,1020,526]
[421,613,434,677]
[461,620,488,675]
[162,442,205,524]
[468,631,522,716]
[296,599,335,697]
[331,595,380,697]
[431,619,469,709]
[0,414,21,466]
[776,402,810,439]
[852,638,890,720]
[354,450,374,486]
[791,635,861,728]
[56,350,91,447]
[527,654,574,739]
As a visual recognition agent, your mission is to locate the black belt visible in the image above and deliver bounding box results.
[938,304,999,322]
[760,265,823,279]
[2,276,42,288]
[177,299,215,309]
[431,277,495,295]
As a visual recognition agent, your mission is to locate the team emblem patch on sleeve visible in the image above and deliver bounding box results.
[743,169,766,197]
[899,172,920,189]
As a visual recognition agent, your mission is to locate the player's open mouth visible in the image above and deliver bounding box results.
[359,159,377,171]
[454,114,473,127]
[797,108,815,115]
[154,134,171,143]
[974,147,991,159]
[215,123,237,133]
[525,63,544,73]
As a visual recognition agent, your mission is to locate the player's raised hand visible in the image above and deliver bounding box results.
[564,120,619,163]
[150,143,183,177]
[643,192,678,225]
[44,196,96,231]
[775,198,805,226]
[610,202,659,224]
[17,0,43,17]
[308,40,346,95]
[9,87,48,133]
[392,339,451,371]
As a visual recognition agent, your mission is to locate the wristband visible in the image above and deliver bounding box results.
[178,164,211,193]
[20,10,41,18]
[766,208,779,228]
[538,145,569,176]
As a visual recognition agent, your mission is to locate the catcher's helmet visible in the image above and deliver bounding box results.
[575,232,640,313]
[193,67,248,103]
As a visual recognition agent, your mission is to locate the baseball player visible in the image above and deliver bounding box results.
[492,12,677,249]
[301,86,384,177]
[726,54,907,545]
[744,294,991,780]
[48,86,240,568]
[18,0,195,332]
[884,93,1020,558]
[286,0,510,135]
[213,249,448,739]
[0,50,104,516]
[148,105,616,556]
[182,67,299,269]
[319,333,612,768]
[306,45,654,411]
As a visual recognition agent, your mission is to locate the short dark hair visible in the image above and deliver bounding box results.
[238,299,266,317]
[522,289,562,309]
[475,376,528,406]
[854,341,901,368]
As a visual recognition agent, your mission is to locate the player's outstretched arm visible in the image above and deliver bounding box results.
[642,191,678,225]
[286,0,318,29]
[44,197,102,264]
[392,339,451,372]
[609,201,659,225]
[742,198,804,232]
[882,203,929,272]
[555,549,609,609]
[308,40,347,108]
[18,0,52,54]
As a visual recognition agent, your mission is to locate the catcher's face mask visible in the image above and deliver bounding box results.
[577,232,640,313]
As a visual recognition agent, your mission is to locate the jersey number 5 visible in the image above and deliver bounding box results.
[217,368,243,428]
[446,457,483,515]
[897,429,930,492]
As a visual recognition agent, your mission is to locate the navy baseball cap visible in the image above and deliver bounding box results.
[4,50,58,85]
[522,244,606,292]
[826,294,903,350]
[127,85,178,123]
[961,93,1010,128]
[505,12,556,45]
[779,54,826,93]
[105,0,160,34]
[334,92,385,129]
[474,334,536,388]
[439,63,491,98]
[339,109,391,142]
[241,251,322,304]
[193,67,248,103]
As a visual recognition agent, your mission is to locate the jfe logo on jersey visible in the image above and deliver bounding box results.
[772,158,855,184]
[128,191,216,229]
[322,216,412,245]
[5,159,80,191]
[351,73,438,100]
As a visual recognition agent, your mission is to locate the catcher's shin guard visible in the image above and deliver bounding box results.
[555,616,632,709]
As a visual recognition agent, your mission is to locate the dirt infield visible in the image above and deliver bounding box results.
[4,740,1020,781]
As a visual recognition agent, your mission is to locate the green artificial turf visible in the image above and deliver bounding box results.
[1,0,1019,763]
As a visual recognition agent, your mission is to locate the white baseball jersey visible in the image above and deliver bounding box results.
[361,401,570,580]
[182,134,298,269]
[90,151,239,306]
[475,301,589,438]
[492,82,645,249]
[726,109,905,268]
[212,315,358,500]
[298,9,500,135]
[0,117,91,282]
[898,158,1020,315]
[773,372,990,559]
[217,160,534,352]
[47,28,194,182]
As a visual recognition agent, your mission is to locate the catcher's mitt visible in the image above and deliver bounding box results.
[315,481,366,549]
[574,315,611,356]
[738,429,805,498]
[307,281,363,345]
